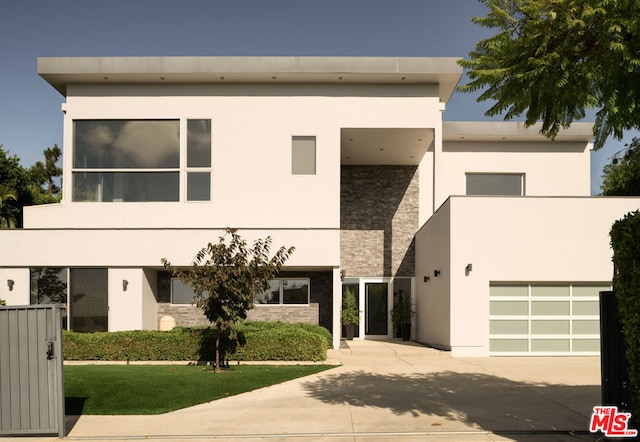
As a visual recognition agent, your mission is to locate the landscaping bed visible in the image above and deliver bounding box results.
[63,321,332,362]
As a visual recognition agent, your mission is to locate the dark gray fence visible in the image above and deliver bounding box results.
[599,291,632,410]
[0,305,65,437]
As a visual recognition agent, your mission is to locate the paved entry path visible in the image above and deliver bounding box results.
[20,339,602,441]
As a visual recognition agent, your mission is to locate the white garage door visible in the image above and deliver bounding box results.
[489,283,609,355]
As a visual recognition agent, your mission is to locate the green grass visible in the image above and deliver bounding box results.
[64,364,333,415]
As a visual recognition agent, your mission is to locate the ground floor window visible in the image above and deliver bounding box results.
[29,267,108,332]
[489,282,609,355]
[255,278,310,305]
[171,278,196,304]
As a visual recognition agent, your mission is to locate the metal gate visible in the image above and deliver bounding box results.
[0,305,65,437]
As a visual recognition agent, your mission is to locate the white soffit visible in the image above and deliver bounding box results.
[443,121,595,142]
[341,128,434,165]
[38,56,463,102]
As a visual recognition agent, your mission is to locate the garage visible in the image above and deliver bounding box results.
[489,283,609,355]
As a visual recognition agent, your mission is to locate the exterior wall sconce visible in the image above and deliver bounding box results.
[340,270,346,281]
[122,280,128,291]
[423,275,430,283]
[465,263,473,276]
[7,279,14,291]
[434,270,441,277]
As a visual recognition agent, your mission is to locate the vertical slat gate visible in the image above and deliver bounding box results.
[0,305,65,437]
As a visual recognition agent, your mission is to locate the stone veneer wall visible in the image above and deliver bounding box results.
[156,270,333,331]
[341,165,418,277]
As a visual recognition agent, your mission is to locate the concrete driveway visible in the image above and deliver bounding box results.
[14,339,604,441]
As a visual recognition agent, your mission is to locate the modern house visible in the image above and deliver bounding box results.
[1,56,639,356]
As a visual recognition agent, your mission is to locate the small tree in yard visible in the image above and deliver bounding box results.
[161,228,294,372]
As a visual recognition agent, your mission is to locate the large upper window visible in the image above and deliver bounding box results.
[72,119,211,202]
[466,173,524,196]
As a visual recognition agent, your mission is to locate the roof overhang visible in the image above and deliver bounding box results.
[38,56,463,102]
[443,121,594,142]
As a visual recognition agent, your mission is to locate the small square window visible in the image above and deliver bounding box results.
[187,172,211,201]
[171,278,196,304]
[255,280,281,304]
[292,136,316,175]
[283,279,309,304]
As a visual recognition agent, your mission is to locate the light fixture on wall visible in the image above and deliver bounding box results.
[434,270,441,277]
[340,270,346,281]
[423,275,430,283]
[465,263,473,276]
[122,280,128,291]
[7,279,14,291]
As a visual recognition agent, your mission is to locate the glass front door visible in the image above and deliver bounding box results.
[365,282,388,335]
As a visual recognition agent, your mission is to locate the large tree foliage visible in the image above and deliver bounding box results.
[602,137,640,195]
[162,228,294,372]
[0,144,62,228]
[459,0,640,150]
[29,145,62,201]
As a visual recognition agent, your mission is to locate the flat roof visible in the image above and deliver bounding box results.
[443,121,594,142]
[38,56,463,101]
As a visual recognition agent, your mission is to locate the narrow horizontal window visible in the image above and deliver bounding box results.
[466,173,523,196]
[255,278,309,305]
[73,172,179,202]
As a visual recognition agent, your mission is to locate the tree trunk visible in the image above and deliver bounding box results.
[214,334,221,373]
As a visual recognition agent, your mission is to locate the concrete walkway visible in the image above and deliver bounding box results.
[13,339,604,441]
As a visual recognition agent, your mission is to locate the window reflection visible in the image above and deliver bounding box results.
[74,120,179,168]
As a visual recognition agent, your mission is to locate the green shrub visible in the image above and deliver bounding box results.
[610,210,640,415]
[63,321,329,362]
[233,326,328,361]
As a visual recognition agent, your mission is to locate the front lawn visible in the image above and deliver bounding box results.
[65,364,333,415]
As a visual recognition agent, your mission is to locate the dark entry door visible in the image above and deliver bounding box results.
[365,282,388,335]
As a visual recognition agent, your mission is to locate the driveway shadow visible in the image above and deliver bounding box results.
[302,370,600,435]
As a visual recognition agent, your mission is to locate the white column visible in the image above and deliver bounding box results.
[332,266,342,349]
[432,109,444,213]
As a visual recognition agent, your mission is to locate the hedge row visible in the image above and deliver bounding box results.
[62,321,331,362]
[611,210,640,416]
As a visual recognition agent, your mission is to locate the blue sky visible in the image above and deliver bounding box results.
[0,0,633,194]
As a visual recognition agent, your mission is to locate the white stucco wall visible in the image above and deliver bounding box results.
[0,268,30,305]
[142,269,159,330]
[415,196,640,357]
[415,200,451,350]
[437,141,591,209]
[0,228,339,268]
[25,83,443,231]
[109,268,143,331]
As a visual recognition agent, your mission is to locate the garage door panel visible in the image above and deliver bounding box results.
[489,283,606,355]
[531,320,569,334]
